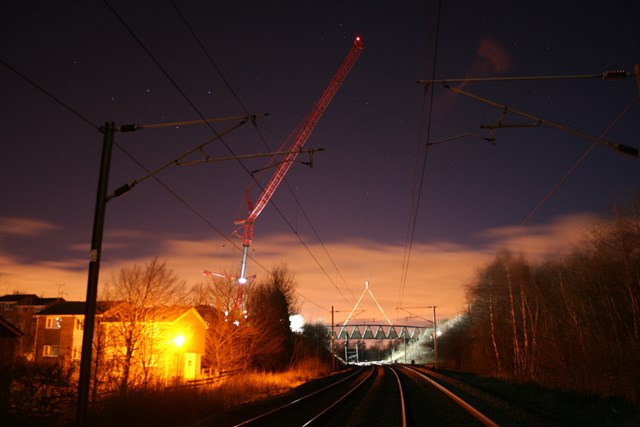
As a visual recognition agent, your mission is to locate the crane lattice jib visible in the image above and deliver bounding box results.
[241,36,364,247]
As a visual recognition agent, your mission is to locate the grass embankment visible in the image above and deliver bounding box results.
[90,358,333,427]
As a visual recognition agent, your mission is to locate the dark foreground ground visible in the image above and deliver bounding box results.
[195,366,640,427]
[438,369,640,426]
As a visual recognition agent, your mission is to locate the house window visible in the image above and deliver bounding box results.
[72,346,81,360]
[142,354,158,368]
[76,319,83,331]
[43,345,60,357]
[46,317,62,329]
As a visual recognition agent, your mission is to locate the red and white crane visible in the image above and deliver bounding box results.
[234,36,364,284]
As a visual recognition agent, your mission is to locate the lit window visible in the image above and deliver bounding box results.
[142,354,158,368]
[43,345,60,357]
[46,317,62,329]
[72,346,81,360]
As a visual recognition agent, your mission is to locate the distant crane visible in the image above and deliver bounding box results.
[233,36,364,284]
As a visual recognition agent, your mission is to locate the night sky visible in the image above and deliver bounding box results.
[2,1,638,326]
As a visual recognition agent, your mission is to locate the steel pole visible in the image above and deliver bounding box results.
[331,306,335,371]
[433,306,438,370]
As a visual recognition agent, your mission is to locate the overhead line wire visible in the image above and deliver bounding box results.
[241,93,356,307]
[442,84,640,158]
[1,59,99,131]
[399,2,431,309]
[102,0,278,277]
[398,0,442,309]
[168,0,251,116]
[418,69,636,85]
[508,92,640,238]
[1,50,264,275]
[362,131,370,291]
[281,182,358,302]
[245,123,359,307]
[102,0,249,173]
[168,1,355,308]
[245,117,357,305]
[114,143,270,270]
[4,2,323,306]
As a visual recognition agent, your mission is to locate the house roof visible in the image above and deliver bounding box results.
[0,293,64,306]
[0,293,38,302]
[101,305,207,327]
[37,301,113,316]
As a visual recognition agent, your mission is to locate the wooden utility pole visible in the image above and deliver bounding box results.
[76,122,115,427]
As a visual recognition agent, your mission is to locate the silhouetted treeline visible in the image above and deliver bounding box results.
[438,196,640,404]
[196,263,303,375]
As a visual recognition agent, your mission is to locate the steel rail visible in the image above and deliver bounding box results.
[402,366,499,427]
[301,366,375,426]
[232,366,371,426]
[389,367,408,427]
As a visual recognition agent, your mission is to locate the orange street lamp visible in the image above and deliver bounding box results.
[173,335,185,347]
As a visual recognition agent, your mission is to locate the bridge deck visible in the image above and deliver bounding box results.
[330,324,432,340]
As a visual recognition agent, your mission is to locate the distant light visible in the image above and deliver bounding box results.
[601,70,629,80]
[290,314,304,332]
[173,335,185,346]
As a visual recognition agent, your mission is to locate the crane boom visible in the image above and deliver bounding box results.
[236,36,364,282]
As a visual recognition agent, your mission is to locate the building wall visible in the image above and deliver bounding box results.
[34,315,83,365]
[0,296,63,359]
[32,307,208,383]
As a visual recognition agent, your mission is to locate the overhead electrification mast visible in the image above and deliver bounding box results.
[234,36,364,284]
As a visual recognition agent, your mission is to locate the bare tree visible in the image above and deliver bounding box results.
[439,192,640,404]
[98,258,187,395]
[192,265,299,375]
[194,274,256,375]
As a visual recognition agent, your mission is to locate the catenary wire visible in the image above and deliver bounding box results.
[168,0,252,116]
[1,60,99,131]
[442,84,640,159]
[398,0,442,310]
[101,1,287,279]
[0,55,268,277]
[508,93,640,238]
[113,141,266,266]
[102,0,248,172]
[160,2,355,310]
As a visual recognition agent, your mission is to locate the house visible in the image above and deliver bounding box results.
[33,302,208,383]
[33,301,98,365]
[0,293,64,359]
[99,305,208,382]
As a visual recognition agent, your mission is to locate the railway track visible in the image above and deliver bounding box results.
[193,364,520,426]
[395,365,498,426]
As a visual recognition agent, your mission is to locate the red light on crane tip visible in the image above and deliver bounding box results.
[355,36,361,41]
